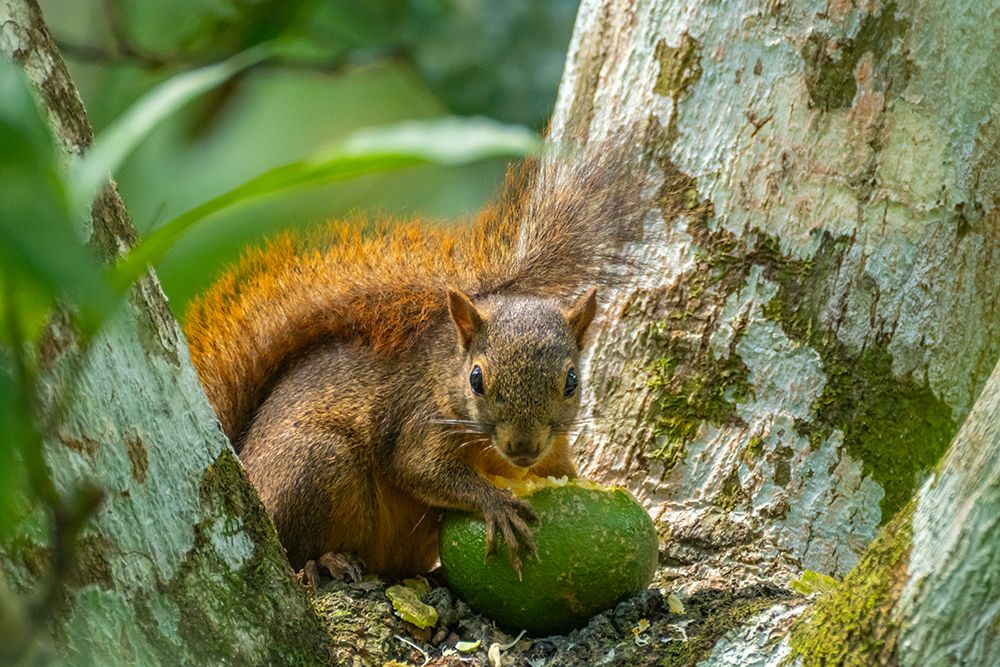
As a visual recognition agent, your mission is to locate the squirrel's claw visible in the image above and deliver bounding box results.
[484,495,539,579]
[300,552,364,590]
[319,551,365,583]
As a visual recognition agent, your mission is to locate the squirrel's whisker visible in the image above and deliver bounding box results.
[455,438,489,451]
[430,418,483,426]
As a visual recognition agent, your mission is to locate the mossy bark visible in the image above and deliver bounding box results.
[539,0,1000,663]
[0,1,331,663]
[551,0,1000,597]
[785,352,1000,666]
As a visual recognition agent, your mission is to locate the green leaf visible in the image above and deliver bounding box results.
[337,116,540,164]
[114,116,540,286]
[68,44,273,217]
[0,58,113,339]
[791,570,841,595]
[455,640,481,653]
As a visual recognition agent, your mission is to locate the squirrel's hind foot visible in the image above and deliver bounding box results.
[301,552,365,589]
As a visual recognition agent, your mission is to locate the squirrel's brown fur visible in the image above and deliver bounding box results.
[184,143,645,577]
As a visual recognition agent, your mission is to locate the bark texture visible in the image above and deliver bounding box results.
[0,1,329,663]
[895,356,1000,664]
[783,354,1000,665]
[540,0,1000,663]
[554,0,1000,591]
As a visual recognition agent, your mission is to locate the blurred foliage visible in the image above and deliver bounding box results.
[0,61,111,342]
[52,0,577,127]
[39,0,579,313]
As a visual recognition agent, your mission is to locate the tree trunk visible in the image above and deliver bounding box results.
[0,1,329,663]
[557,0,999,583]
[783,352,1000,665]
[545,0,1000,662]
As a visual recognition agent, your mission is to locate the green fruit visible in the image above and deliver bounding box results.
[439,479,659,636]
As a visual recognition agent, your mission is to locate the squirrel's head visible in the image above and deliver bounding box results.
[446,287,598,468]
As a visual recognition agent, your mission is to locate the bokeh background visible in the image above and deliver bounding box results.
[38,0,580,316]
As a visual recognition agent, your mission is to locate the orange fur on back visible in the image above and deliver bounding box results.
[183,147,645,444]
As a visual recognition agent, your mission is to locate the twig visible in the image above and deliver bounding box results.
[55,38,357,76]
[394,634,430,667]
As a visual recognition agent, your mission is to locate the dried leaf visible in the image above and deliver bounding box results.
[488,642,502,667]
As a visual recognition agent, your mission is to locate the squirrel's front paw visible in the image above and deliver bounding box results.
[483,495,539,577]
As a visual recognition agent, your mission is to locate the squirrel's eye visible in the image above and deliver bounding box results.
[564,367,578,398]
[470,365,485,395]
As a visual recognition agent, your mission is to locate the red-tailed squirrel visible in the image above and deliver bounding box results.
[184,141,645,581]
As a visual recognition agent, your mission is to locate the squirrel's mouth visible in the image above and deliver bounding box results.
[508,453,539,468]
[494,431,550,469]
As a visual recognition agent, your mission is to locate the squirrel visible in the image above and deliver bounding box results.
[183,140,645,582]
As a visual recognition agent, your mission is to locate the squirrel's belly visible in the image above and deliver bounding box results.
[355,479,441,577]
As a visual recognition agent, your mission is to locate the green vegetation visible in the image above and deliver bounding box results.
[646,333,752,465]
[791,570,841,596]
[759,233,955,521]
[646,152,755,473]
[647,144,954,518]
[654,33,703,99]
[808,344,954,521]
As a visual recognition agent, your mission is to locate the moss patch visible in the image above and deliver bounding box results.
[72,534,113,590]
[131,448,333,665]
[648,66,952,516]
[647,333,752,463]
[653,33,704,152]
[312,579,430,665]
[801,2,911,110]
[653,162,955,519]
[654,34,703,99]
[716,468,745,512]
[646,155,756,472]
[787,503,913,665]
[742,434,765,462]
[124,431,148,483]
[760,233,955,522]
[810,345,954,521]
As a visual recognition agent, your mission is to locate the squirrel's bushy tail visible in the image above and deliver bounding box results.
[184,141,647,444]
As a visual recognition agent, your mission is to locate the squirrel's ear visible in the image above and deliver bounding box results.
[447,289,483,351]
[566,287,598,348]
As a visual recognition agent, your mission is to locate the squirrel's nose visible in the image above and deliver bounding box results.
[508,438,539,456]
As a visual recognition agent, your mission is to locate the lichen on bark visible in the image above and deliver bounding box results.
[174,448,333,664]
[644,140,756,472]
[654,33,702,101]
